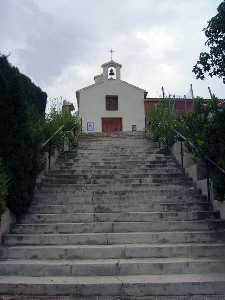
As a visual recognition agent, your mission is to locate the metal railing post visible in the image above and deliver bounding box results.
[180,140,184,168]
[206,160,211,203]
[48,143,51,170]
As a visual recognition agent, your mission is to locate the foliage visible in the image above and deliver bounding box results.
[146,96,225,201]
[0,161,8,216]
[178,97,208,146]
[193,1,225,82]
[44,106,80,138]
[42,105,81,150]
[179,97,222,156]
[0,55,47,216]
[146,99,178,147]
[180,97,225,201]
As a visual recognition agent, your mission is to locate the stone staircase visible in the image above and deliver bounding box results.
[1,133,225,299]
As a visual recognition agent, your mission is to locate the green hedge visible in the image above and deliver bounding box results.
[0,55,47,216]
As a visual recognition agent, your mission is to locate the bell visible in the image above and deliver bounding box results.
[109,68,115,76]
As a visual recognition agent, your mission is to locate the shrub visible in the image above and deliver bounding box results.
[181,98,225,201]
[42,105,81,149]
[147,96,225,201]
[147,99,178,147]
[44,107,80,137]
[0,55,47,216]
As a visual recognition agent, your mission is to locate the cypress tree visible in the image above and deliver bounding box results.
[0,55,47,216]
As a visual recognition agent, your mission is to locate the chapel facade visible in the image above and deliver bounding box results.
[76,59,146,133]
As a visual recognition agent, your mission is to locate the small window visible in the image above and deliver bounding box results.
[106,95,118,111]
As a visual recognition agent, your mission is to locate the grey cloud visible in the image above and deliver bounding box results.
[0,0,224,101]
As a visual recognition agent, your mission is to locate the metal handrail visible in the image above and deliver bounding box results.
[41,125,64,150]
[64,125,81,149]
[40,124,80,170]
[174,129,225,203]
[174,129,225,175]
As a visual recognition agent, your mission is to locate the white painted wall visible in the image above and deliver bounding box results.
[171,141,225,220]
[78,79,145,133]
[0,209,16,244]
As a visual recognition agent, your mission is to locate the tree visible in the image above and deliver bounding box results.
[193,1,225,82]
[0,55,47,216]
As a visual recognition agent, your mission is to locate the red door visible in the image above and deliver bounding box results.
[102,118,122,133]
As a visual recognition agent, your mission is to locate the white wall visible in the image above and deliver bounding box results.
[171,141,225,220]
[0,209,16,244]
[79,79,145,133]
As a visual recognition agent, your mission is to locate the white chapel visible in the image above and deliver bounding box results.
[76,56,146,133]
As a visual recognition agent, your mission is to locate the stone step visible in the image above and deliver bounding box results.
[57,163,177,169]
[57,163,178,169]
[33,192,205,202]
[31,199,208,207]
[1,273,225,296]
[29,202,210,214]
[44,173,185,180]
[2,243,225,260]
[40,177,193,186]
[38,183,195,192]
[4,230,225,246]
[36,185,200,195]
[59,155,176,160]
[43,177,190,185]
[22,211,214,223]
[1,258,225,277]
[58,163,177,168]
[46,170,184,177]
[13,220,224,235]
[67,159,176,164]
[58,163,178,170]
[64,164,177,169]
[32,196,205,207]
[34,191,204,202]
[2,295,225,300]
[58,156,176,162]
[61,150,171,155]
[49,168,182,175]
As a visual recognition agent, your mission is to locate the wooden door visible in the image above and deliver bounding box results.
[102,118,122,133]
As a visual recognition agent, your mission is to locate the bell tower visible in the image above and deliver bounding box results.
[101,50,122,80]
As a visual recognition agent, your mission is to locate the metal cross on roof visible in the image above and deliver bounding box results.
[110,49,115,61]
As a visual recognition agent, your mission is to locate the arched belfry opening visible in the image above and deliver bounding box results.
[102,60,122,80]
[108,66,116,79]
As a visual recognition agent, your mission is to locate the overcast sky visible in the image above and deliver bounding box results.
[1,0,224,108]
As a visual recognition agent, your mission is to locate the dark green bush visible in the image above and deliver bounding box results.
[147,99,178,147]
[44,107,81,139]
[41,105,81,153]
[0,55,47,216]
[147,96,225,201]
[180,97,225,201]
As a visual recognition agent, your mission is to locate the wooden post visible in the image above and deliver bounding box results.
[208,87,214,99]
[162,86,165,99]
[190,84,194,99]
[184,96,187,113]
